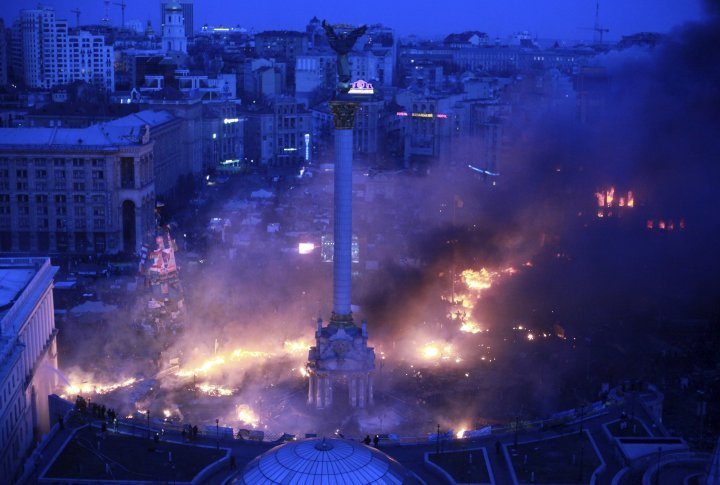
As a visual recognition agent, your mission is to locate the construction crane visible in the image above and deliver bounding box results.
[114,0,127,29]
[101,0,110,25]
[71,8,81,28]
[579,0,609,45]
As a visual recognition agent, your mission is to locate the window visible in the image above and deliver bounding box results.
[73,170,84,179]
[92,207,105,217]
[92,170,104,180]
[55,170,66,179]
[17,194,29,203]
[73,182,85,191]
[35,169,48,178]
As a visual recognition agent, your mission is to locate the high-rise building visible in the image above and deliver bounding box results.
[0,257,59,483]
[11,7,114,91]
[161,0,187,55]
[0,19,8,88]
[160,0,193,39]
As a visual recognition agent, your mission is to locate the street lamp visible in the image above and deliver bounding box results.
[147,410,151,439]
[216,419,220,449]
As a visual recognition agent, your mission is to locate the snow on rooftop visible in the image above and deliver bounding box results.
[0,110,174,148]
[0,268,36,309]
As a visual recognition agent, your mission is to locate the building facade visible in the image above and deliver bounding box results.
[202,101,244,173]
[0,123,156,254]
[294,53,335,106]
[0,19,7,89]
[0,257,58,483]
[244,97,312,168]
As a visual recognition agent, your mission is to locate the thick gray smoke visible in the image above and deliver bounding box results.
[57,5,720,436]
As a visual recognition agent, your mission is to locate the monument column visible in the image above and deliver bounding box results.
[329,101,358,324]
[349,375,357,407]
[308,374,315,404]
[368,373,374,405]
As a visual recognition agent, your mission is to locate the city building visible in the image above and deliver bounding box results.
[349,50,394,88]
[242,58,285,102]
[11,7,114,91]
[160,0,187,55]
[243,97,312,168]
[138,97,203,187]
[254,30,307,92]
[105,110,190,201]
[0,257,59,483]
[160,0,193,39]
[0,119,157,254]
[202,100,244,173]
[394,92,458,166]
[0,19,7,88]
[352,98,384,158]
[294,53,336,106]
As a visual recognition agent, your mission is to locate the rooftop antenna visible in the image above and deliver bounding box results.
[71,8,81,28]
[114,0,126,29]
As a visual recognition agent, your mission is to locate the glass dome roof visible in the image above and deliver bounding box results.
[240,437,412,484]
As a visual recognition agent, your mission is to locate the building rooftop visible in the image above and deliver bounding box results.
[106,109,175,128]
[240,438,412,484]
[0,110,174,149]
[0,268,35,315]
[0,258,57,333]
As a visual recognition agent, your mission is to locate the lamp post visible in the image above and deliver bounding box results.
[436,424,440,454]
[216,419,219,449]
[146,410,150,439]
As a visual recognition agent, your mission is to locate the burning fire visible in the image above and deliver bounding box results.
[63,377,138,398]
[283,338,312,354]
[595,187,635,217]
[459,320,483,334]
[461,269,493,292]
[419,341,461,362]
[176,339,311,378]
[196,383,234,396]
[449,267,517,334]
[236,404,260,428]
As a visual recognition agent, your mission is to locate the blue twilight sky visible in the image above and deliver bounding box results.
[1,0,708,40]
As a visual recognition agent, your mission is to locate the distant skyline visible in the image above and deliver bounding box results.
[1,0,708,41]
